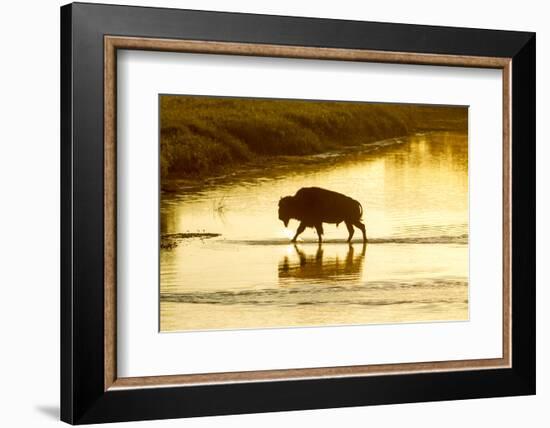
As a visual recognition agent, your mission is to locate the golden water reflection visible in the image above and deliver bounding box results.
[160,132,469,332]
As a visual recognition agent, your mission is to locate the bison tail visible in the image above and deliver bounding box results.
[358,202,364,219]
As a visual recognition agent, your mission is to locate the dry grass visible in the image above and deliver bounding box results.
[160,96,467,179]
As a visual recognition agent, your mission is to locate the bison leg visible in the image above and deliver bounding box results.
[314,223,324,243]
[354,220,367,243]
[345,221,355,242]
[291,221,306,242]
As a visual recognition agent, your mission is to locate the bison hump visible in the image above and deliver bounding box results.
[295,187,349,200]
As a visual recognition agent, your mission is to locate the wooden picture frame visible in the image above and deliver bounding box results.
[61,2,535,424]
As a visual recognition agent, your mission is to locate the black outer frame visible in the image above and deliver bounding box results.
[60,2,535,424]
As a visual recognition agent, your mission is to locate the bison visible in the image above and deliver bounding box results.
[278,187,367,243]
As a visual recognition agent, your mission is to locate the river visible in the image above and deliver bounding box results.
[160,132,468,332]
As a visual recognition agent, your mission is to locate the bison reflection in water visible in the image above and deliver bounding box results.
[278,187,367,243]
[279,243,367,282]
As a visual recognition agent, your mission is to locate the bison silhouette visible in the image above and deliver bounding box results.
[278,187,367,243]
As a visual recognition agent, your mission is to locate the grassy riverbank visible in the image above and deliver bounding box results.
[160,95,467,180]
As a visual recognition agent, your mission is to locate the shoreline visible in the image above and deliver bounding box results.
[162,131,464,194]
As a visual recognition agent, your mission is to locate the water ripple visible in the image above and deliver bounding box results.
[160,278,467,306]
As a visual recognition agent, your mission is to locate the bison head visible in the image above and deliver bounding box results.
[278,196,294,227]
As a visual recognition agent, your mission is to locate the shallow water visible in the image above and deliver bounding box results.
[160,132,468,331]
